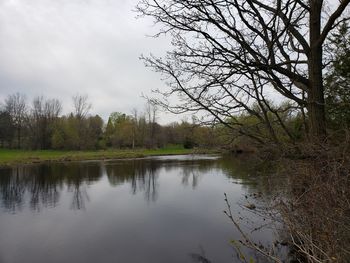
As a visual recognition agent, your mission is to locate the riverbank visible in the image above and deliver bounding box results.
[0,147,219,167]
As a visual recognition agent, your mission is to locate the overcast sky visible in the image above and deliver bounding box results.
[0,0,182,123]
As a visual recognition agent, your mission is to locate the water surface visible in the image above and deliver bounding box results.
[0,155,286,263]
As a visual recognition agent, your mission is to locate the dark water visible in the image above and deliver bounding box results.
[0,155,287,263]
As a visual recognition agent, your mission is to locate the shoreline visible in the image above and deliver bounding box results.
[0,148,220,168]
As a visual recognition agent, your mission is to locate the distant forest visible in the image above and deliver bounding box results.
[0,93,221,150]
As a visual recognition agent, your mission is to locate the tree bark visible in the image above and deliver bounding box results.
[308,1,327,141]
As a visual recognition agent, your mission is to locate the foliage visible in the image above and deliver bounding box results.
[325,22,350,129]
[0,110,14,147]
[51,114,104,150]
[105,112,134,148]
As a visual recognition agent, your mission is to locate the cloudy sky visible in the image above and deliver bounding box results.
[0,0,180,123]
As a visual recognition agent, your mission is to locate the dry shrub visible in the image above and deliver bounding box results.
[279,141,350,262]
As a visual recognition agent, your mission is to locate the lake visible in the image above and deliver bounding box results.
[0,155,288,263]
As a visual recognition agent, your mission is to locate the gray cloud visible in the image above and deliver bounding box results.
[0,0,177,122]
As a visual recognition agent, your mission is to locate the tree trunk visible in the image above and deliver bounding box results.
[17,126,21,149]
[308,1,327,141]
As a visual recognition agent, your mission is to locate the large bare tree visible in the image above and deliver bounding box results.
[72,94,92,120]
[137,0,350,142]
[31,96,62,149]
[5,93,27,148]
[72,94,92,150]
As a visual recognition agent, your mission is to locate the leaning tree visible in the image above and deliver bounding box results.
[137,0,350,143]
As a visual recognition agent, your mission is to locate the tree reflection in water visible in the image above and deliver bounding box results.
[0,163,102,212]
[179,161,215,189]
[105,158,218,201]
[0,155,275,213]
[0,168,26,212]
[106,160,159,202]
[0,155,290,263]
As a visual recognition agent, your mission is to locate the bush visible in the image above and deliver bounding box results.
[183,137,196,149]
[278,142,350,262]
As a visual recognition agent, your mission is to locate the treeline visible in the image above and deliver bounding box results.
[0,94,220,150]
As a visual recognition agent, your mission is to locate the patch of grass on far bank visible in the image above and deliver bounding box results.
[0,145,218,167]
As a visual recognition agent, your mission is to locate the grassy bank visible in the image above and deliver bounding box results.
[0,146,218,167]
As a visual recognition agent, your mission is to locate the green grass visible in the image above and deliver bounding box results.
[0,146,217,167]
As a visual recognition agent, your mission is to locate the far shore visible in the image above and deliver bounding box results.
[0,147,220,168]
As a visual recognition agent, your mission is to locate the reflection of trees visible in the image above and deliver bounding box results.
[65,164,100,210]
[144,166,158,202]
[27,165,61,211]
[0,163,103,212]
[217,155,283,199]
[181,166,201,189]
[0,168,26,212]
[0,156,268,212]
[106,160,159,202]
[180,160,217,189]
[106,159,218,202]
[217,155,262,180]
[70,184,89,210]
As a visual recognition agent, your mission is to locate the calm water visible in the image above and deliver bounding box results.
[0,155,287,263]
